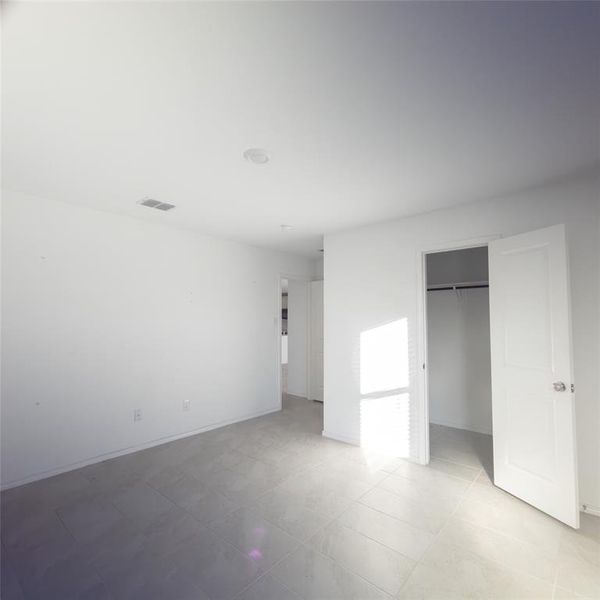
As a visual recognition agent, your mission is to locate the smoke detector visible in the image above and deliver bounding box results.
[243,148,270,165]
[138,198,176,211]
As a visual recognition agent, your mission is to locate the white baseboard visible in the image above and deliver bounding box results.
[581,504,600,518]
[1,406,281,491]
[322,430,360,446]
[430,419,492,436]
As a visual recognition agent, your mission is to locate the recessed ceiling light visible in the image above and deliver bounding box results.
[243,148,269,165]
[280,224,294,232]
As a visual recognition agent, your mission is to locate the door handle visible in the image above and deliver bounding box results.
[553,381,567,392]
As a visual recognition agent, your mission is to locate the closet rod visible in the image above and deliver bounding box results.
[427,283,489,291]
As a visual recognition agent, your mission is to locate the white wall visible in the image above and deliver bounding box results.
[287,279,308,397]
[323,170,600,511]
[0,190,315,488]
[427,288,492,434]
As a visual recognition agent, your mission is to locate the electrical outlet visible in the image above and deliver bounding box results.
[133,408,143,422]
[183,399,191,412]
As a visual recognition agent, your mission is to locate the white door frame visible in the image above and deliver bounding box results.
[308,279,325,402]
[416,234,500,464]
[276,274,311,405]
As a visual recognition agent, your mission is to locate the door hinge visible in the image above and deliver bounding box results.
[571,383,575,393]
[422,363,426,370]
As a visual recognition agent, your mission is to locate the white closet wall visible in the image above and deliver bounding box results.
[427,288,492,434]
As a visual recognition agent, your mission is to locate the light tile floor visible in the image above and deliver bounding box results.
[1,398,598,599]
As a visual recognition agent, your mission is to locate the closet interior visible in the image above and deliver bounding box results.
[426,246,494,482]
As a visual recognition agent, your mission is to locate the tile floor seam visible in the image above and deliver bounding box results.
[273,540,397,600]
[239,499,337,545]
[229,474,388,597]
[430,455,485,469]
[357,470,472,535]
[125,474,290,597]
[231,571,300,600]
[393,474,481,598]
[425,479,564,595]
[448,507,565,561]
[188,508,293,597]
[450,506,567,561]
[332,507,436,565]
[305,517,419,599]
[393,463,487,597]
[300,472,428,597]
[231,542,307,599]
[393,468,483,491]
[52,506,118,600]
[432,538,561,596]
[225,461,355,598]
[1,540,28,600]
[139,477,190,512]
[551,569,560,599]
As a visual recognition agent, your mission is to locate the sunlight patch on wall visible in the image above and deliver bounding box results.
[359,318,410,459]
[360,319,409,395]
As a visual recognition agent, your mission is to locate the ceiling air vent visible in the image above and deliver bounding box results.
[138,198,176,211]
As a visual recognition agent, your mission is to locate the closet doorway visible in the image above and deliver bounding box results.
[425,245,494,484]
[420,226,579,527]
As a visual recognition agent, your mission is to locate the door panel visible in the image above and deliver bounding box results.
[489,224,578,528]
[309,281,324,402]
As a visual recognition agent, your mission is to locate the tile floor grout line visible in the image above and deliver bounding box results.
[395,463,489,597]
[331,501,436,565]
[231,569,302,600]
[178,491,303,599]
[449,501,567,560]
[426,472,563,593]
[230,474,391,598]
[275,539,397,600]
[53,506,119,600]
[293,477,411,599]
[379,460,568,573]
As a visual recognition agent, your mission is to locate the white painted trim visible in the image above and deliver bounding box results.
[1,406,281,491]
[322,429,360,446]
[307,279,324,402]
[276,275,284,408]
[430,419,493,436]
[304,280,311,399]
[415,249,429,465]
[307,280,313,401]
[581,504,600,518]
[416,234,500,467]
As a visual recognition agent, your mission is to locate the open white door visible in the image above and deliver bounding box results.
[309,280,324,402]
[489,224,579,528]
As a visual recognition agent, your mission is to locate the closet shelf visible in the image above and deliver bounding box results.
[427,280,489,291]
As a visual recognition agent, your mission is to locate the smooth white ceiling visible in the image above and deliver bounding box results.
[3,1,599,256]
